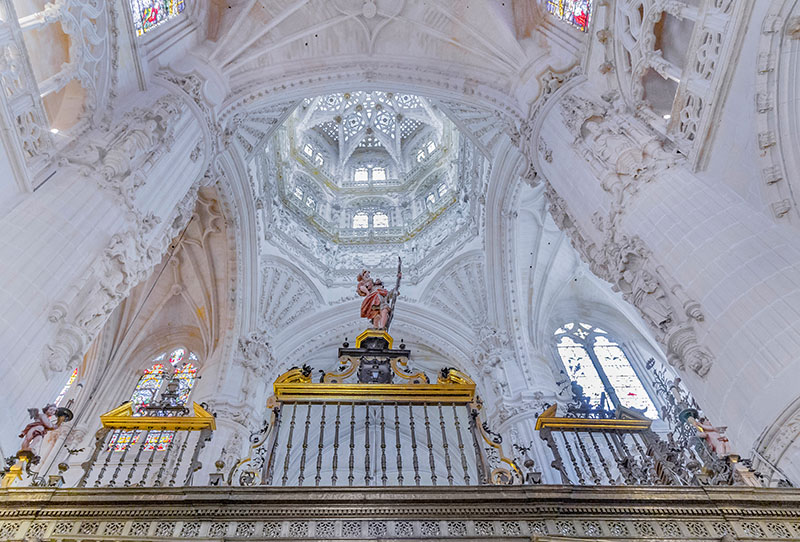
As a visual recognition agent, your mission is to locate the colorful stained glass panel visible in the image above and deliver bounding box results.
[546,0,592,31]
[131,0,186,36]
[54,368,78,407]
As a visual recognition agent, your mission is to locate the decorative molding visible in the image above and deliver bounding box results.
[544,183,712,377]
[41,182,201,377]
[755,0,800,222]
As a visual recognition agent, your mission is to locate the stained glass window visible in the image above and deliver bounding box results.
[54,368,78,407]
[108,349,198,451]
[546,0,592,32]
[130,0,186,37]
[555,323,657,418]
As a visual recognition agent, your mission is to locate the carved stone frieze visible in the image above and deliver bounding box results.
[64,94,185,216]
[0,486,798,541]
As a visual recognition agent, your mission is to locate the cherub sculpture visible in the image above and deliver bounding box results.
[18,404,69,461]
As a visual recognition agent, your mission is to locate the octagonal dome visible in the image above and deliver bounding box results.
[254,90,489,286]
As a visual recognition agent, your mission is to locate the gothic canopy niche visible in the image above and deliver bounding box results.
[254,90,490,286]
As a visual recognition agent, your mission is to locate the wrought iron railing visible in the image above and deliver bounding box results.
[536,362,761,487]
[75,401,215,488]
[223,354,520,487]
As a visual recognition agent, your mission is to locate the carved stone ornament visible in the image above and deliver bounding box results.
[544,185,712,377]
[42,183,200,376]
[236,331,274,377]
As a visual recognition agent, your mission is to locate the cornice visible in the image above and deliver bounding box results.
[1,486,800,520]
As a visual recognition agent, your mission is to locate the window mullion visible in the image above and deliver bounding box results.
[584,339,620,410]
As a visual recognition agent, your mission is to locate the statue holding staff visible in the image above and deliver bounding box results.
[356,258,402,331]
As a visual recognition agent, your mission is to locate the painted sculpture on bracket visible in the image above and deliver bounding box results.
[18,404,72,461]
[692,416,732,458]
[356,259,402,331]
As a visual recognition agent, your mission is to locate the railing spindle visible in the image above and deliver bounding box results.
[575,430,600,485]
[169,431,192,487]
[315,403,326,487]
[452,404,470,485]
[331,403,340,486]
[423,404,437,485]
[265,408,283,486]
[138,434,159,486]
[379,404,387,486]
[78,428,111,488]
[281,403,298,487]
[154,432,177,487]
[94,433,118,487]
[438,403,454,486]
[589,431,614,484]
[298,403,312,485]
[394,403,403,485]
[559,431,585,485]
[108,432,133,487]
[364,404,371,485]
[125,429,149,487]
[409,404,421,486]
[467,405,487,485]
[348,402,356,486]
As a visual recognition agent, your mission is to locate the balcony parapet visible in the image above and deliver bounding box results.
[0,485,798,540]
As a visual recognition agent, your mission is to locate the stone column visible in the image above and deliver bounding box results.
[530,78,800,450]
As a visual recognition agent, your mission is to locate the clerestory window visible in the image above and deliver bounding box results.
[353,166,388,184]
[416,140,437,163]
[546,0,592,32]
[352,210,390,229]
[130,0,186,36]
[302,143,324,166]
[352,212,369,229]
[554,323,657,418]
[54,368,78,407]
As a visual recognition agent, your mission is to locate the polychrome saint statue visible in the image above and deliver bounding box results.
[356,260,401,331]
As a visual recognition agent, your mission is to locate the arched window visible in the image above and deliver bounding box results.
[108,348,199,451]
[372,211,389,228]
[353,165,388,184]
[554,323,657,418]
[130,0,186,36]
[352,212,369,229]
